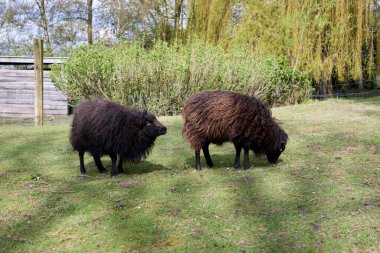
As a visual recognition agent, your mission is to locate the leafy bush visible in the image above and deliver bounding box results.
[51,41,312,115]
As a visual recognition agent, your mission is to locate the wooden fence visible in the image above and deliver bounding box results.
[0,69,67,117]
[0,56,67,118]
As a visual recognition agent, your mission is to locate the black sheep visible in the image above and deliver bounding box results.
[183,90,288,170]
[70,99,167,176]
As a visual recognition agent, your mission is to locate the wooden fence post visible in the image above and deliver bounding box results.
[34,39,43,127]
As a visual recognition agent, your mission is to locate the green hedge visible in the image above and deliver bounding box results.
[51,41,312,115]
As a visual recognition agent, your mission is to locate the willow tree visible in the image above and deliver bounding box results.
[188,0,212,36]
[187,0,377,94]
[188,0,234,44]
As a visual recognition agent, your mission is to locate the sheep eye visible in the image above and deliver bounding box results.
[146,122,151,126]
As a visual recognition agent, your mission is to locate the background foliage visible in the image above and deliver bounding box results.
[189,0,378,87]
[51,40,311,115]
[1,0,379,93]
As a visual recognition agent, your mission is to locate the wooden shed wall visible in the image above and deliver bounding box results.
[0,69,67,117]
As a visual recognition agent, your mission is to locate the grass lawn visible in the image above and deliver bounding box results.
[0,98,379,252]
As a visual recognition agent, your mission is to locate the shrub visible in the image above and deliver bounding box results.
[51,41,312,115]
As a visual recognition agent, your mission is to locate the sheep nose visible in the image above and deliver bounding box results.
[159,126,167,135]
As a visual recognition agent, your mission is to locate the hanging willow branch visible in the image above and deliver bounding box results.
[186,0,377,90]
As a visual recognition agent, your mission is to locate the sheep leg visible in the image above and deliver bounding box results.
[79,151,86,174]
[195,149,202,171]
[117,158,125,173]
[234,144,242,169]
[110,153,118,177]
[202,143,214,168]
[243,147,250,170]
[93,154,106,173]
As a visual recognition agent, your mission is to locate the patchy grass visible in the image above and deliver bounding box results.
[0,98,379,252]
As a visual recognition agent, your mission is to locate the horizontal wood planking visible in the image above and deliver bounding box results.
[0,69,54,78]
[0,104,67,111]
[0,105,67,115]
[0,78,54,83]
[0,69,51,76]
[0,84,63,91]
[0,56,65,65]
[0,107,67,116]
[0,92,66,100]
[0,69,68,116]
[0,99,67,106]
[0,69,35,75]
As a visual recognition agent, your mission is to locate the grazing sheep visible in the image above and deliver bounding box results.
[183,90,288,170]
[70,99,167,176]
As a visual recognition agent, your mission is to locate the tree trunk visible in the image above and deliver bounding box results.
[343,64,349,92]
[375,28,380,85]
[357,77,364,90]
[320,82,326,96]
[87,0,93,45]
[173,0,184,39]
[36,0,52,55]
[326,80,333,97]
[320,79,332,98]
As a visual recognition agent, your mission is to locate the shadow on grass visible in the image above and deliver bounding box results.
[227,123,380,252]
[0,178,166,252]
[362,110,380,117]
[185,153,277,170]
[230,169,324,252]
[339,95,380,104]
[0,132,167,252]
[79,159,167,176]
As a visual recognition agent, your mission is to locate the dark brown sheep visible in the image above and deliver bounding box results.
[70,99,167,176]
[183,90,288,170]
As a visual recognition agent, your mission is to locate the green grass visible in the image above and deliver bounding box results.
[0,98,379,252]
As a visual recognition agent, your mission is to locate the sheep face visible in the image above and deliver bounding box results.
[266,149,283,164]
[141,111,167,138]
[266,130,288,164]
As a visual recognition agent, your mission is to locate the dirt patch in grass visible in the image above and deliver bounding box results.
[118,180,139,188]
